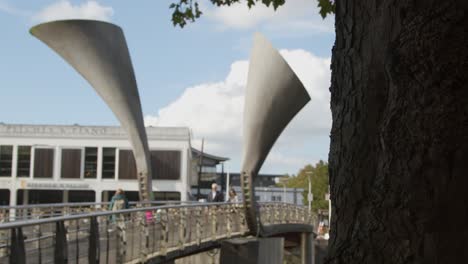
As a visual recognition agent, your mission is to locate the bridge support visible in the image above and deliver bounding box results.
[220,237,284,264]
[300,232,314,264]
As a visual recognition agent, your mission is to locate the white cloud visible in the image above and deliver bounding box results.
[204,0,334,34]
[145,49,331,174]
[32,0,114,23]
[0,0,31,17]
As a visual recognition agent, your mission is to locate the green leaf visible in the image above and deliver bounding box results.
[317,0,335,19]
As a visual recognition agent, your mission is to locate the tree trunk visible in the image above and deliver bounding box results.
[328,0,468,263]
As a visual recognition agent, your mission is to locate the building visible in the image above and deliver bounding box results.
[186,152,303,204]
[224,173,287,188]
[227,186,304,205]
[189,148,228,200]
[0,123,192,206]
[224,172,303,205]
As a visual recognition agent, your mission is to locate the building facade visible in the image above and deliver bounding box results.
[0,124,192,206]
[189,148,228,200]
[224,173,286,188]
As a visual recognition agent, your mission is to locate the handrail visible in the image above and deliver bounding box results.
[0,200,196,210]
[0,202,242,230]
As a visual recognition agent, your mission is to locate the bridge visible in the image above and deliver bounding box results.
[0,201,314,264]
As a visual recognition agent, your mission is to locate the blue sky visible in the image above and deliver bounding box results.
[0,0,335,175]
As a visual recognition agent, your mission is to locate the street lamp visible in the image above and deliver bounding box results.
[281,182,286,203]
[306,171,313,211]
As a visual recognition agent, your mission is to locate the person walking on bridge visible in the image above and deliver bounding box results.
[207,183,224,202]
[109,188,129,212]
[108,188,129,254]
[227,188,239,203]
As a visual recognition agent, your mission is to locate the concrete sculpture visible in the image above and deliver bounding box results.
[30,20,153,201]
[241,33,310,235]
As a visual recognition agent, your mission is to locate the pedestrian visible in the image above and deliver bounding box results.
[109,188,129,222]
[206,183,224,202]
[227,188,238,203]
[109,188,129,211]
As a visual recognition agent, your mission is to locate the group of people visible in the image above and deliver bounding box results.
[108,183,240,213]
[207,183,239,203]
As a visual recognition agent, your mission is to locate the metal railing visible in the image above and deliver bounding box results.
[0,201,196,222]
[0,202,312,264]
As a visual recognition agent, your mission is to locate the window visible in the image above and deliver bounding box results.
[0,189,10,205]
[201,166,216,173]
[200,166,217,181]
[27,190,62,204]
[272,195,282,202]
[102,148,116,179]
[154,191,181,201]
[34,148,54,178]
[118,150,137,180]
[68,190,95,202]
[0,145,13,177]
[255,195,260,201]
[151,150,181,180]
[84,147,97,178]
[17,146,31,177]
[61,149,82,179]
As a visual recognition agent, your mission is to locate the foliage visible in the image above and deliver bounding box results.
[317,0,335,18]
[170,0,335,28]
[278,160,329,212]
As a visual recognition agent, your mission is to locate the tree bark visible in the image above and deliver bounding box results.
[328,0,468,263]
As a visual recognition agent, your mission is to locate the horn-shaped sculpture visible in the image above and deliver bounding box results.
[241,33,310,235]
[30,20,153,202]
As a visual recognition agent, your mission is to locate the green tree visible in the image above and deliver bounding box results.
[169,0,335,27]
[279,160,329,213]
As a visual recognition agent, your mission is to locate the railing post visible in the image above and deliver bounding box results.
[283,204,287,224]
[88,216,100,264]
[32,208,42,264]
[227,205,232,238]
[54,221,68,263]
[195,207,202,245]
[295,206,299,223]
[178,207,186,250]
[9,227,26,264]
[116,213,127,264]
[159,209,168,256]
[274,204,280,225]
[139,211,149,263]
[105,218,110,264]
[266,204,272,225]
[211,206,217,241]
[239,205,247,232]
[75,219,80,263]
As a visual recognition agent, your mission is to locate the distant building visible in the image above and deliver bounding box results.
[0,123,192,206]
[229,186,304,205]
[224,173,303,204]
[189,148,228,200]
[224,173,287,188]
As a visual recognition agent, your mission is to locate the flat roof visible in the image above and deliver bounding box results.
[192,148,229,162]
[225,172,287,178]
[0,123,190,141]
